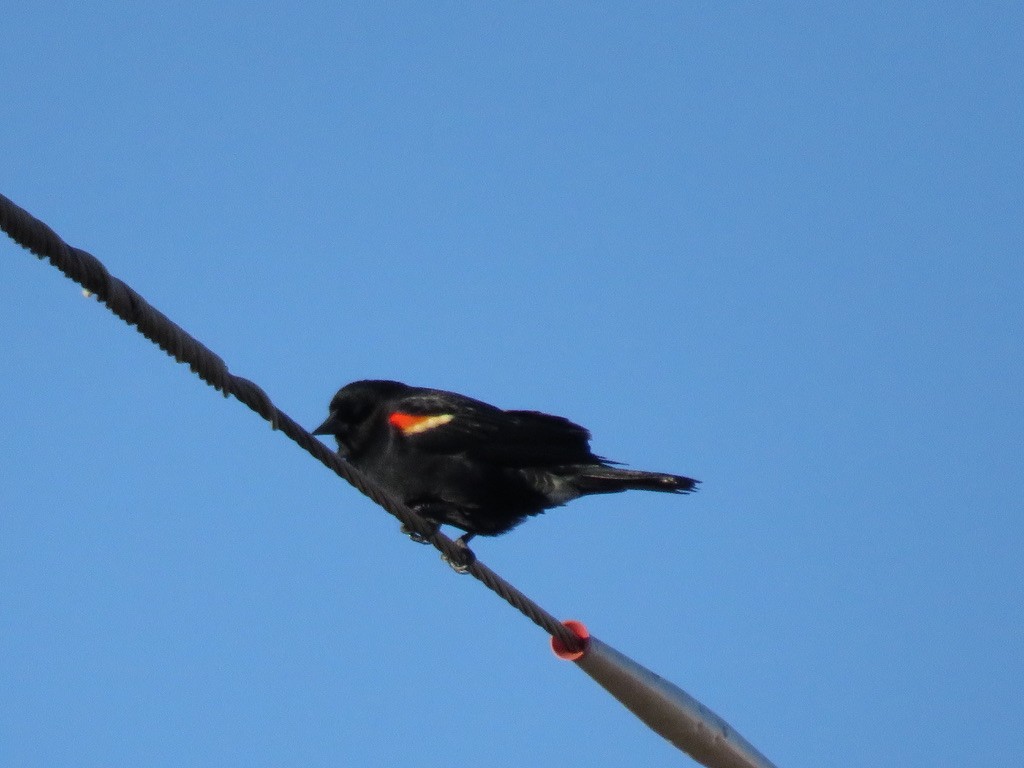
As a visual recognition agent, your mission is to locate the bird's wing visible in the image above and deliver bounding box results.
[384,391,600,466]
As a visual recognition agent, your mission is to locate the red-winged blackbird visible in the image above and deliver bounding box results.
[313,380,698,558]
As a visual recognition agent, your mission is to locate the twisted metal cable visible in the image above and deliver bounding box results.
[0,191,582,653]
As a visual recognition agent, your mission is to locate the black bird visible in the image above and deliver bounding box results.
[313,379,697,562]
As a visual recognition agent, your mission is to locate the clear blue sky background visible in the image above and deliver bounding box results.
[2,4,1021,766]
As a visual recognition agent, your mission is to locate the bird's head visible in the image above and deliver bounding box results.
[312,379,411,457]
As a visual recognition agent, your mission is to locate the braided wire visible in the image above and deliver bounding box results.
[0,192,582,654]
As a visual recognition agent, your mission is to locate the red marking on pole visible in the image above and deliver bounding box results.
[551,620,590,661]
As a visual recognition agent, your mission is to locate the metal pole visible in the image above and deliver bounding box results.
[552,621,778,768]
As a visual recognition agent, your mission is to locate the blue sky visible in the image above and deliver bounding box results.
[2,4,1021,766]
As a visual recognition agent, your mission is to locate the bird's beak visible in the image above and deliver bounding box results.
[311,414,336,436]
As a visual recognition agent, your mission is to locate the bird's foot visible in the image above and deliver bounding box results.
[400,520,439,544]
[441,534,476,574]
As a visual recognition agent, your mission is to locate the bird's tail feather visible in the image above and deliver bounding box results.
[575,466,698,495]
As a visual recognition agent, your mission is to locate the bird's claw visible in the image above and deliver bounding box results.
[400,521,438,544]
[441,537,477,574]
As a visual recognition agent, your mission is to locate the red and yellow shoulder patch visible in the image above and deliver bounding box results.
[388,412,455,435]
